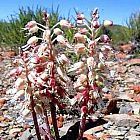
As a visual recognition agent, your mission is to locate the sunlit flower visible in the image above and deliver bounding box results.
[30,55,40,64]
[15,77,25,89]
[68,61,85,72]
[100,35,110,43]
[28,25,39,34]
[87,57,96,70]
[27,36,38,45]
[91,20,100,28]
[25,21,37,29]
[78,28,88,34]
[74,33,86,43]
[57,54,70,65]
[74,43,86,54]
[77,13,85,20]
[103,20,113,26]
[54,28,63,35]
[56,35,66,44]
[60,20,71,28]
[43,30,51,42]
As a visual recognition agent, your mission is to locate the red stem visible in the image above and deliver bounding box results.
[50,102,60,140]
[24,63,41,140]
[42,103,54,140]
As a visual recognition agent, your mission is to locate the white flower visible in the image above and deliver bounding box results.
[56,35,66,44]
[43,30,51,42]
[74,33,86,43]
[74,43,85,54]
[57,67,69,81]
[54,28,63,35]
[103,20,113,26]
[15,77,25,89]
[68,61,85,72]
[91,20,100,28]
[87,57,96,70]
[58,54,70,64]
[27,36,38,45]
[13,90,25,100]
[60,20,71,28]
[29,25,39,34]
[25,21,37,29]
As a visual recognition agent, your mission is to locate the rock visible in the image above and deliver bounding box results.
[108,129,127,136]
[83,134,97,140]
[3,51,16,58]
[19,129,32,140]
[0,98,6,108]
[119,103,133,114]
[104,114,140,127]
[125,136,140,140]
[84,125,104,134]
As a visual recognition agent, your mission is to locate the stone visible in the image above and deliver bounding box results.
[9,128,22,136]
[19,129,32,140]
[84,125,104,134]
[104,114,140,127]
[83,134,97,140]
[125,136,140,140]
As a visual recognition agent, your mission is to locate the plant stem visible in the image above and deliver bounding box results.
[42,103,54,140]
[50,102,60,140]
[77,113,87,140]
[24,63,41,140]
[30,94,42,140]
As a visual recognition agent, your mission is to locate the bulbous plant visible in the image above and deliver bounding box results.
[8,8,113,140]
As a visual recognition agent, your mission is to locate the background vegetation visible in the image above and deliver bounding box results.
[0,6,139,55]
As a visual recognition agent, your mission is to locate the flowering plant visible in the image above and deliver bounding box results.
[8,8,113,140]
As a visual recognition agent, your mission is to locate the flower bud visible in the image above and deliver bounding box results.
[15,78,25,89]
[74,43,85,54]
[56,35,66,44]
[54,28,63,35]
[30,55,40,64]
[87,57,96,70]
[74,33,86,43]
[91,20,100,28]
[100,35,110,43]
[25,21,37,29]
[43,30,51,42]
[40,72,49,81]
[103,20,113,26]
[29,25,39,33]
[68,61,85,72]
[58,54,70,64]
[27,36,38,45]
[60,20,71,28]
[77,13,85,20]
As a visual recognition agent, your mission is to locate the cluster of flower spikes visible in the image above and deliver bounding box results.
[9,8,113,122]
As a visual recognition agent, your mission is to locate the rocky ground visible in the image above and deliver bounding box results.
[0,49,140,140]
